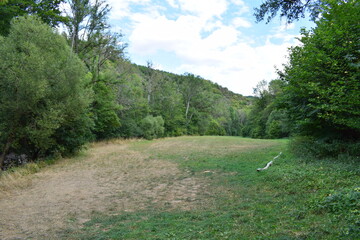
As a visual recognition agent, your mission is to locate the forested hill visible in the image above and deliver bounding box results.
[107,60,253,139]
[136,63,251,107]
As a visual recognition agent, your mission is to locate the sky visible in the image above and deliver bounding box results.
[107,0,314,96]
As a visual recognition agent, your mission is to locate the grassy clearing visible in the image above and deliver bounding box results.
[50,137,360,239]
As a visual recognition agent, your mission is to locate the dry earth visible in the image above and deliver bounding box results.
[0,140,210,240]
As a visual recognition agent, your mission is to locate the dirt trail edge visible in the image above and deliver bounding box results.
[0,141,209,240]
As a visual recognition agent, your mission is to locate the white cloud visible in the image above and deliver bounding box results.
[175,40,293,95]
[204,26,239,48]
[166,0,179,8]
[232,17,252,28]
[178,0,228,19]
[230,0,245,5]
[128,11,297,95]
[107,0,152,20]
[107,0,301,95]
[230,0,249,15]
[129,15,204,54]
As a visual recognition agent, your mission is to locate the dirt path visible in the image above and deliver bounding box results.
[0,141,208,240]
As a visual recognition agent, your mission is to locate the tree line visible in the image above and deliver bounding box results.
[0,0,253,169]
[253,0,360,158]
[0,0,359,169]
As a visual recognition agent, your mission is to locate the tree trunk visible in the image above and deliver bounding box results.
[185,100,190,120]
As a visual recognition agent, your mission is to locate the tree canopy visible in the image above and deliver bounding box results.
[279,0,360,140]
[0,0,66,36]
[0,16,93,168]
[254,0,323,23]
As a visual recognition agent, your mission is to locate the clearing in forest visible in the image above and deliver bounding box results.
[0,136,358,239]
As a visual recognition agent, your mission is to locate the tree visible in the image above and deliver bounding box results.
[150,74,185,136]
[243,79,289,139]
[91,71,121,139]
[0,16,93,169]
[280,0,360,140]
[63,0,125,68]
[142,61,160,105]
[140,115,164,140]
[0,0,66,36]
[254,0,323,23]
[116,62,149,138]
[63,0,126,140]
[179,73,206,128]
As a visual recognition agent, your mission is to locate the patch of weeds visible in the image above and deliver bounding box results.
[310,187,360,239]
[290,136,360,160]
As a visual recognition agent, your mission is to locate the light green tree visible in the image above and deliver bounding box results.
[0,16,93,169]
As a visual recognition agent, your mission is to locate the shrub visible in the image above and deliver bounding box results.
[140,115,165,140]
[313,187,360,238]
[205,119,226,136]
[0,16,93,165]
[290,136,360,159]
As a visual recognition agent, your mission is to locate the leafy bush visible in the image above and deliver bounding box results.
[290,136,360,159]
[92,81,121,140]
[266,120,282,139]
[140,115,165,140]
[265,109,290,138]
[0,16,93,164]
[118,119,143,138]
[317,188,360,214]
[313,187,360,238]
[205,119,226,136]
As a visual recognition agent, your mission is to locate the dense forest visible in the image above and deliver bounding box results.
[0,0,359,170]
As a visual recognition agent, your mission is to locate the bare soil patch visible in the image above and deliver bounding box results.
[0,140,209,240]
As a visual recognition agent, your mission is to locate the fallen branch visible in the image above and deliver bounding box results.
[257,152,282,172]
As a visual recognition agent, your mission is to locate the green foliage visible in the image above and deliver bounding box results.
[0,0,66,36]
[316,188,360,214]
[91,66,122,140]
[140,115,165,140]
[148,74,186,136]
[290,136,360,159]
[115,65,149,138]
[92,81,121,140]
[244,80,289,139]
[254,0,322,23]
[205,119,226,136]
[280,0,360,142]
[312,187,360,238]
[265,109,289,138]
[0,16,93,161]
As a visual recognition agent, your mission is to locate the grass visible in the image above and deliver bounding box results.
[57,136,359,239]
[0,150,90,199]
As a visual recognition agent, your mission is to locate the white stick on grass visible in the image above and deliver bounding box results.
[257,152,282,172]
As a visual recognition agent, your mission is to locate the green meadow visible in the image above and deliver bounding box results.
[64,136,359,240]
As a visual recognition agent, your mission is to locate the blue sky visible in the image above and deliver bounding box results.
[107,0,314,96]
